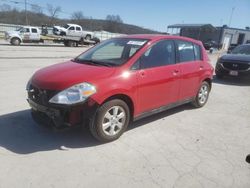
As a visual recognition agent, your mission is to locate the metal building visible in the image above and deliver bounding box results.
[167,24,250,50]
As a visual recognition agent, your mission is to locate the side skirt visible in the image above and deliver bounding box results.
[133,98,194,121]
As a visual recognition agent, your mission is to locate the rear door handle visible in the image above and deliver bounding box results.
[173,69,179,76]
[200,65,204,70]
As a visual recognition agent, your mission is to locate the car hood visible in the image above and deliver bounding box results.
[220,54,250,63]
[6,30,20,36]
[53,26,67,32]
[32,61,116,90]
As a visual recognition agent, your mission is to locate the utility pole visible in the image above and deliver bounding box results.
[228,7,235,27]
[25,0,28,24]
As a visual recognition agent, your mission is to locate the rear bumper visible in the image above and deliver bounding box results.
[27,98,99,129]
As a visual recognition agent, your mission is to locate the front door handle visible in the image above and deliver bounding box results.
[139,70,146,77]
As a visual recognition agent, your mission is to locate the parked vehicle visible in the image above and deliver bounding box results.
[203,40,221,50]
[26,35,214,142]
[53,24,94,40]
[216,44,250,79]
[5,25,98,46]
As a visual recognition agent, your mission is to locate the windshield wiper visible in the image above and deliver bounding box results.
[73,58,115,67]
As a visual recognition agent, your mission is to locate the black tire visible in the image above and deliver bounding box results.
[85,35,91,40]
[64,41,69,47]
[192,81,210,108]
[66,41,77,47]
[11,38,21,45]
[89,99,130,142]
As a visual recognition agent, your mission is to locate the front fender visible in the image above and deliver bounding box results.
[9,34,22,42]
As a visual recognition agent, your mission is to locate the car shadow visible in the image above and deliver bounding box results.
[0,110,99,154]
[0,104,193,154]
[213,75,250,86]
[129,103,193,130]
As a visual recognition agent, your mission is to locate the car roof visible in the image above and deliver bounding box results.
[120,34,202,44]
[67,24,81,27]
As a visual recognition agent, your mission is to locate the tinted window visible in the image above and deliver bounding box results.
[76,27,81,31]
[31,28,37,33]
[177,40,195,62]
[140,40,175,69]
[194,44,202,60]
[69,27,75,30]
[25,28,30,33]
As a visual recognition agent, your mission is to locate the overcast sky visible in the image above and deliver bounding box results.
[3,0,250,31]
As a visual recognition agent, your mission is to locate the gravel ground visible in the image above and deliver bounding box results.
[0,41,250,188]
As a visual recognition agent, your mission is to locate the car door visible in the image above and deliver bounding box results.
[136,40,181,114]
[30,28,40,41]
[68,26,76,36]
[75,26,82,37]
[175,40,202,100]
[21,27,31,41]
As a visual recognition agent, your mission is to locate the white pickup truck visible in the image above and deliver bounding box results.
[5,26,41,45]
[5,25,98,46]
[53,24,94,40]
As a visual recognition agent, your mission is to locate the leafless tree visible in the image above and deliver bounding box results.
[106,14,123,23]
[71,11,84,20]
[46,3,61,24]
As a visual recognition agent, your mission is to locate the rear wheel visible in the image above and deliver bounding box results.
[85,35,91,41]
[192,81,210,108]
[89,99,130,142]
[11,38,21,45]
[65,41,77,47]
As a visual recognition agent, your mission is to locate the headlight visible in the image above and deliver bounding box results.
[49,82,96,105]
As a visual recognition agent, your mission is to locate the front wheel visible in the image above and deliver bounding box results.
[192,81,210,108]
[89,99,130,142]
[11,38,21,45]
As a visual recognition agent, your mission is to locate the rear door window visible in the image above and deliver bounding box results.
[31,28,38,33]
[76,27,81,31]
[176,40,195,62]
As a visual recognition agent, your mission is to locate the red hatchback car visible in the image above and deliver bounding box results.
[27,35,213,142]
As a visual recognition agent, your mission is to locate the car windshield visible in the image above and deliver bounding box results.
[74,38,148,67]
[232,45,250,55]
[16,27,24,32]
[63,24,70,29]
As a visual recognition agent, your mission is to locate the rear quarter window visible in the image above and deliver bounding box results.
[194,44,202,60]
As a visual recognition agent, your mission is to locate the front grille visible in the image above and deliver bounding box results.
[223,62,250,71]
[28,85,58,105]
